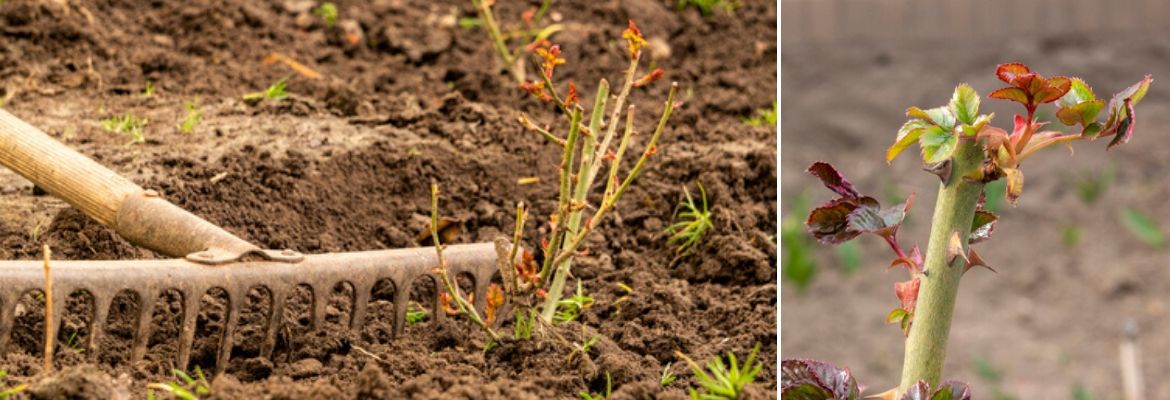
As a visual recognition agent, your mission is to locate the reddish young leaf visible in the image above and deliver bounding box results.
[995,63,1030,84]
[889,245,924,273]
[1108,98,1135,150]
[895,278,920,312]
[780,359,861,399]
[988,87,1028,105]
[807,162,859,198]
[806,199,863,245]
[847,195,911,238]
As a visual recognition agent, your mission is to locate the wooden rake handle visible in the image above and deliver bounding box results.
[0,109,295,263]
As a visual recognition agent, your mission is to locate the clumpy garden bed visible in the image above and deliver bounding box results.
[0,0,776,398]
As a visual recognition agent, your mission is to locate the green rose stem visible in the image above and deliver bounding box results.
[898,139,984,394]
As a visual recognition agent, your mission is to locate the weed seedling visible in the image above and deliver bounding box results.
[666,182,714,257]
[314,2,337,27]
[242,76,290,102]
[177,100,202,134]
[1074,165,1114,205]
[405,301,428,325]
[780,195,816,290]
[677,0,737,15]
[554,280,594,323]
[660,362,678,387]
[579,371,612,400]
[143,81,156,97]
[100,113,148,146]
[146,367,210,400]
[784,63,1152,396]
[741,101,776,127]
[0,370,26,400]
[677,343,761,400]
[1121,207,1165,249]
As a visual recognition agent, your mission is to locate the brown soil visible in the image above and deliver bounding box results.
[782,30,1170,398]
[0,0,777,399]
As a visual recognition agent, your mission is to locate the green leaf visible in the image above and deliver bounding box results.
[1056,100,1104,127]
[887,119,932,162]
[972,356,1002,383]
[836,241,861,274]
[782,218,817,290]
[907,106,957,129]
[919,125,957,164]
[1107,75,1153,124]
[949,84,979,125]
[780,359,861,400]
[931,381,972,400]
[1121,208,1166,249]
[982,180,1005,212]
[1072,383,1093,400]
[969,210,998,244]
[1062,225,1081,247]
[1058,78,1096,108]
[886,308,909,324]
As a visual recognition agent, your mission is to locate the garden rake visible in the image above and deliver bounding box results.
[0,109,510,371]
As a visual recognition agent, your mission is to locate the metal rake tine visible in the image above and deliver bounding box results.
[392,279,410,338]
[260,286,286,360]
[176,288,202,371]
[130,289,159,364]
[310,283,328,332]
[0,292,16,355]
[48,285,70,357]
[87,291,112,362]
[350,282,371,332]
[215,289,242,374]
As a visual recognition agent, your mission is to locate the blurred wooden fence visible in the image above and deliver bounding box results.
[781,0,1168,48]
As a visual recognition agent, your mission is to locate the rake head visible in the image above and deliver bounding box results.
[0,241,510,373]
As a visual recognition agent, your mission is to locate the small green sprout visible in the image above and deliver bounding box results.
[405,301,429,325]
[554,280,594,324]
[100,113,148,146]
[0,370,27,400]
[579,371,612,400]
[314,2,337,27]
[677,343,761,400]
[514,308,535,339]
[660,362,678,387]
[781,194,816,290]
[677,0,737,15]
[1121,208,1166,249]
[143,81,155,97]
[741,101,776,127]
[242,76,290,102]
[667,182,714,256]
[146,367,210,400]
[177,100,202,134]
[1074,165,1114,205]
[64,330,84,353]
